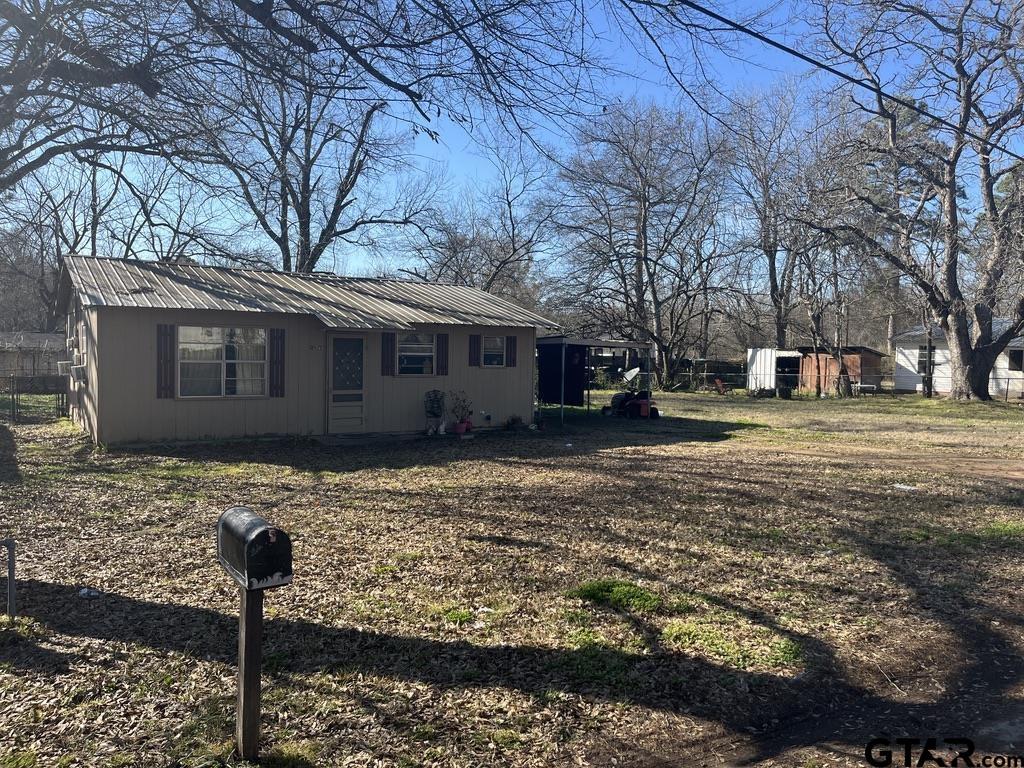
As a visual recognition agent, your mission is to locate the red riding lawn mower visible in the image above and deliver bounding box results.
[601,368,660,419]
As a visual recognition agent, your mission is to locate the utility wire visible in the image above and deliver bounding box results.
[673,0,1024,164]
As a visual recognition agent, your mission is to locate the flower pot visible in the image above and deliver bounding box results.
[462,419,472,432]
[453,421,468,435]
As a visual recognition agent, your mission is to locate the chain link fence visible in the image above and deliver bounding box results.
[0,375,68,423]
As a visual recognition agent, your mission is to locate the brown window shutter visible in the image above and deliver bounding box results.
[381,332,396,376]
[436,333,449,375]
[156,324,175,398]
[268,328,285,397]
[506,335,517,367]
[469,334,481,367]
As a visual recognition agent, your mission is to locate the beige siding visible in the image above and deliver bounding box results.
[359,325,536,433]
[68,306,100,441]
[95,308,327,443]
[91,309,536,443]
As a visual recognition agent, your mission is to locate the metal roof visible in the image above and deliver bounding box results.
[893,322,1024,349]
[60,256,558,330]
[536,335,651,349]
[0,332,65,352]
[794,345,887,356]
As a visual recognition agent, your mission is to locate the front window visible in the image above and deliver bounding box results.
[483,335,506,367]
[398,332,434,375]
[179,326,266,397]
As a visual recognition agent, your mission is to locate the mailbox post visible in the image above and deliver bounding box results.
[1,539,13,617]
[217,507,292,762]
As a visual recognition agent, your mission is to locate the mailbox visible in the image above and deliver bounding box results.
[217,507,293,591]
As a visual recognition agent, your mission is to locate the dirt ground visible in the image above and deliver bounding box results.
[2,393,1024,767]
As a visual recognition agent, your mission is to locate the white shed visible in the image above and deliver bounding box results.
[746,348,802,390]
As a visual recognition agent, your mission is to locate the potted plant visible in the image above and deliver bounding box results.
[448,390,473,433]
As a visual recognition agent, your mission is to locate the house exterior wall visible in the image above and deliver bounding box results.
[68,306,100,440]
[894,343,1024,398]
[85,307,536,443]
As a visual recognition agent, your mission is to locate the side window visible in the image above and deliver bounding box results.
[397,333,435,375]
[1009,349,1023,372]
[483,335,506,367]
[178,326,267,397]
[916,346,931,375]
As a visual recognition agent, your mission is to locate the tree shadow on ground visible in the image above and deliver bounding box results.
[11,534,1024,767]
[104,413,761,476]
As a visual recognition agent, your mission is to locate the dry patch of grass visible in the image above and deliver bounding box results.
[1,395,1023,766]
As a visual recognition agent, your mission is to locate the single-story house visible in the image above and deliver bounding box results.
[0,332,66,376]
[747,346,885,393]
[893,323,1024,397]
[57,256,556,443]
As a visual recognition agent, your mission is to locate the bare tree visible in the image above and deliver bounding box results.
[553,103,733,384]
[728,86,805,348]
[397,145,552,305]
[198,56,430,273]
[810,0,1024,399]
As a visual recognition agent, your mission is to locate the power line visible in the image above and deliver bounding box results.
[673,0,1024,164]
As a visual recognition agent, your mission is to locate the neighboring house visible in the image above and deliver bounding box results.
[746,346,885,393]
[57,256,556,443]
[0,332,65,376]
[893,323,1024,398]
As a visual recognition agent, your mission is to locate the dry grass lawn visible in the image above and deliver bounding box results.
[2,393,1024,767]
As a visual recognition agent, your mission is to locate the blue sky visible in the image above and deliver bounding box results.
[407,0,812,192]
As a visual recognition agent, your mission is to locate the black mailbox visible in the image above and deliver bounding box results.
[217,507,293,590]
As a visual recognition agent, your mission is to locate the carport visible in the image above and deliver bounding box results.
[536,335,654,424]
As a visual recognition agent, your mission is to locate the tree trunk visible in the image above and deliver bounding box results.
[946,337,993,401]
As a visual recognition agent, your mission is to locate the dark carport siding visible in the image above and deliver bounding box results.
[536,335,654,424]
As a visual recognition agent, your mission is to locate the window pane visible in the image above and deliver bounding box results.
[226,342,266,361]
[227,328,266,344]
[399,332,433,348]
[483,335,505,366]
[332,338,363,390]
[1010,350,1023,372]
[180,362,222,396]
[226,376,266,396]
[179,342,223,361]
[179,327,223,344]
[399,354,433,375]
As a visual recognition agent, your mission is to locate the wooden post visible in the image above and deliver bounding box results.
[1,539,13,617]
[237,587,264,761]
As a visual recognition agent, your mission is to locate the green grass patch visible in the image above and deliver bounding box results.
[439,607,474,625]
[979,521,1024,541]
[263,741,319,767]
[0,752,37,768]
[569,579,662,613]
[662,620,803,671]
